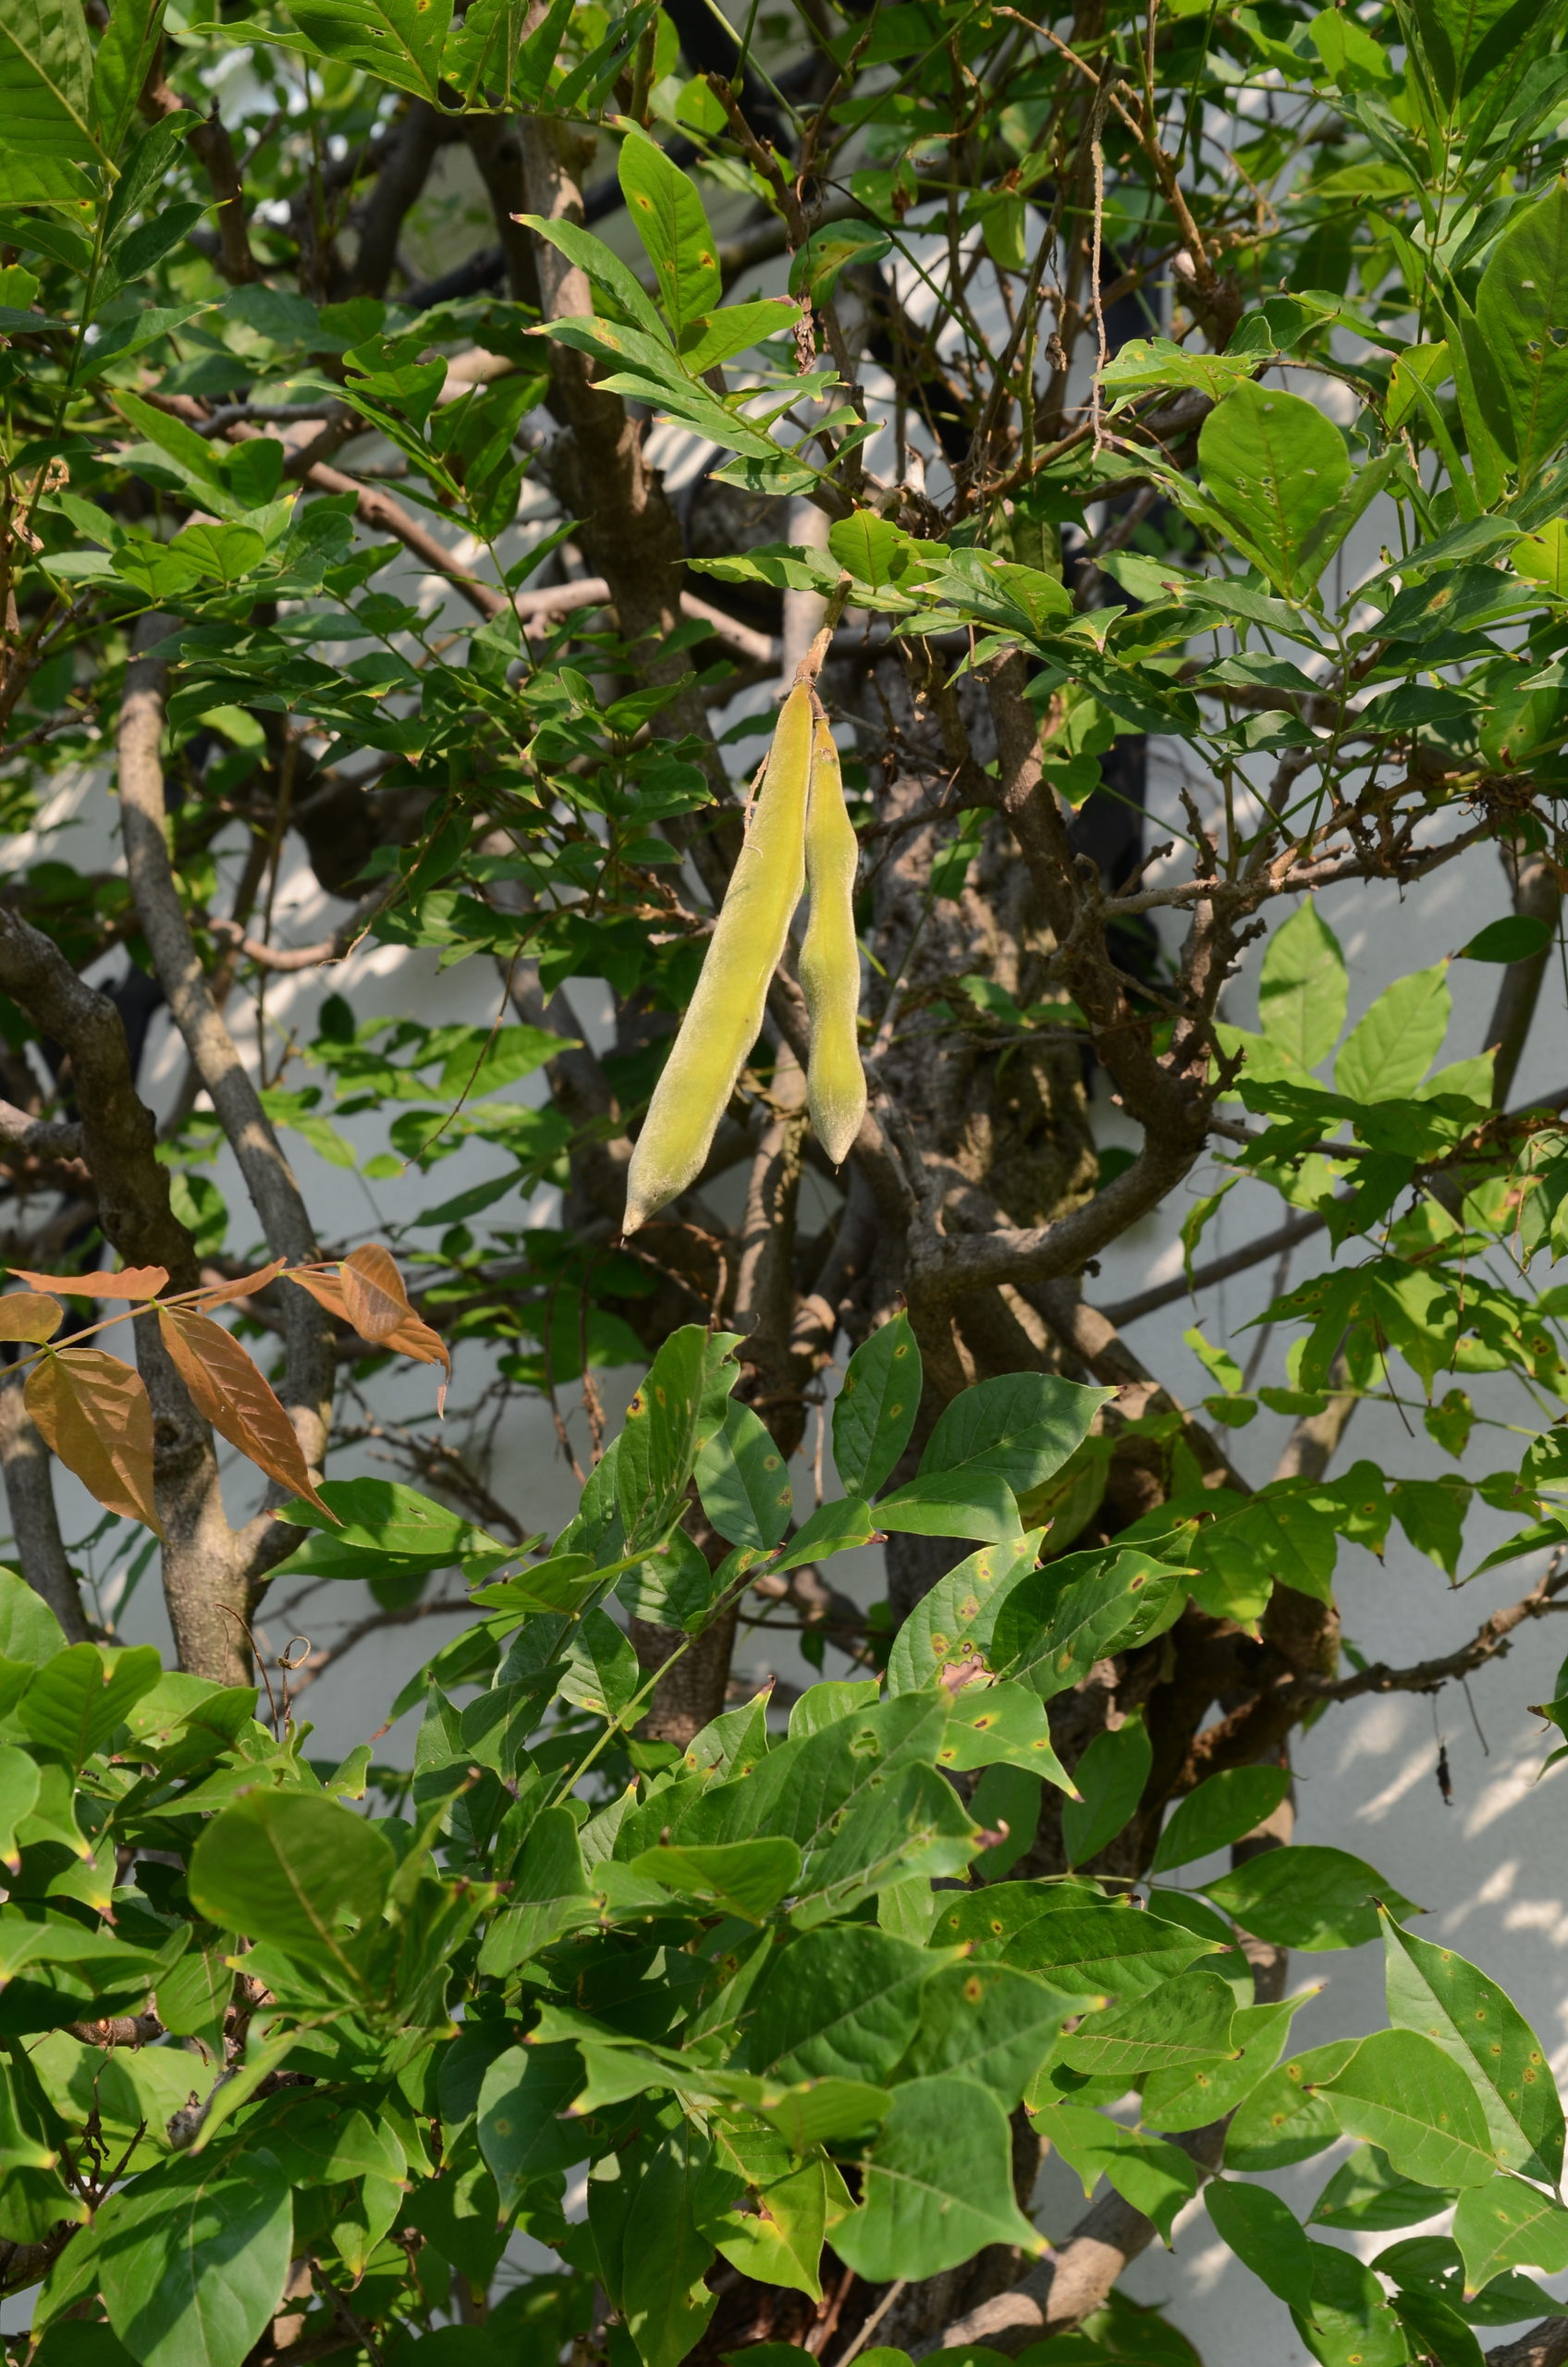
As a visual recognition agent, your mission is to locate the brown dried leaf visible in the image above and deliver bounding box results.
[157,1309,335,1519]
[0,1294,63,1344]
[24,1349,162,1534]
[282,1268,351,1323]
[339,1245,412,1343]
[9,1265,169,1301]
[195,1259,287,1308]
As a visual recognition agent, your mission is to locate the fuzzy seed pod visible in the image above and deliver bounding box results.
[622,683,814,1233]
[800,713,866,1166]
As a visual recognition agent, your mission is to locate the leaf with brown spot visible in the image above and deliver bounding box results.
[0,1294,63,1343]
[339,1245,412,1343]
[24,1350,162,1534]
[9,1266,169,1301]
[157,1309,336,1519]
[194,1259,287,1308]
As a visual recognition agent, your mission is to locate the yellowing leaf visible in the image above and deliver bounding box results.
[24,1347,161,1533]
[9,1264,167,1300]
[0,1293,62,1343]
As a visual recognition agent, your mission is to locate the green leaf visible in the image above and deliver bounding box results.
[617,1327,741,1551]
[886,1531,1044,1692]
[1201,1846,1417,1950]
[1029,2102,1199,2241]
[919,1372,1112,1501]
[16,1644,162,1768]
[0,1747,41,1871]
[1390,2287,1485,2367]
[188,1792,394,1981]
[1310,2143,1453,2231]
[835,2075,1044,2280]
[1058,1968,1237,2079]
[1150,1765,1292,1874]
[0,0,96,202]
[938,1679,1074,1796]
[1143,1992,1318,2132]
[1317,2030,1501,2189]
[0,1565,66,1662]
[1452,2175,1568,2293]
[743,1926,937,2081]
[476,2043,584,2208]
[695,1399,792,1549]
[1459,914,1555,963]
[875,1468,1023,1542]
[1003,1903,1219,2000]
[1383,1917,1565,2180]
[1295,2239,1412,2367]
[1206,2177,1316,2313]
[993,1547,1187,1704]
[98,2162,292,2367]
[1225,2040,1363,2172]
[1060,1715,1151,1867]
[476,1806,598,1973]
[90,0,164,155]
[1196,383,1353,597]
[629,1838,801,1922]
[789,219,892,301]
[770,1495,878,1571]
[834,1313,922,1498]
[1335,966,1450,1101]
[643,2127,748,2360]
[557,1606,643,1722]
[619,133,720,339]
[276,1478,511,1565]
[712,2138,834,2301]
[278,0,454,102]
[1476,185,1568,486]
[1257,901,1347,1073]
[898,1961,1074,2106]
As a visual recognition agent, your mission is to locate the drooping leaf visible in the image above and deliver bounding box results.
[1029,2100,1200,2240]
[9,1265,167,1298]
[630,1838,801,1922]
[158,1308,333,1516]
[617,1327,741,1551]
[993,1547,1187,1704]
[1206,2177,1316,2313]
[276,0,455,103]
[24,1349,162,1533]
[0,0,96,202]
[1225,2039,1364,2171]
[1475,184,1568,486]
[834,2074,1044,2280]
[476,1806,598,1973]
[337,1242,415,1343]
[1060,1714,1152,1867]
[886,1530,1045,1693]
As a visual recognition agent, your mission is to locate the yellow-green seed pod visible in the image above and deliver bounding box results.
[622,683,815,1234]
[800,712,866,1166]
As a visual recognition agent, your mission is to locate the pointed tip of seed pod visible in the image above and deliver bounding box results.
[621,1196,650,1237]
[812,1086,868,1168]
